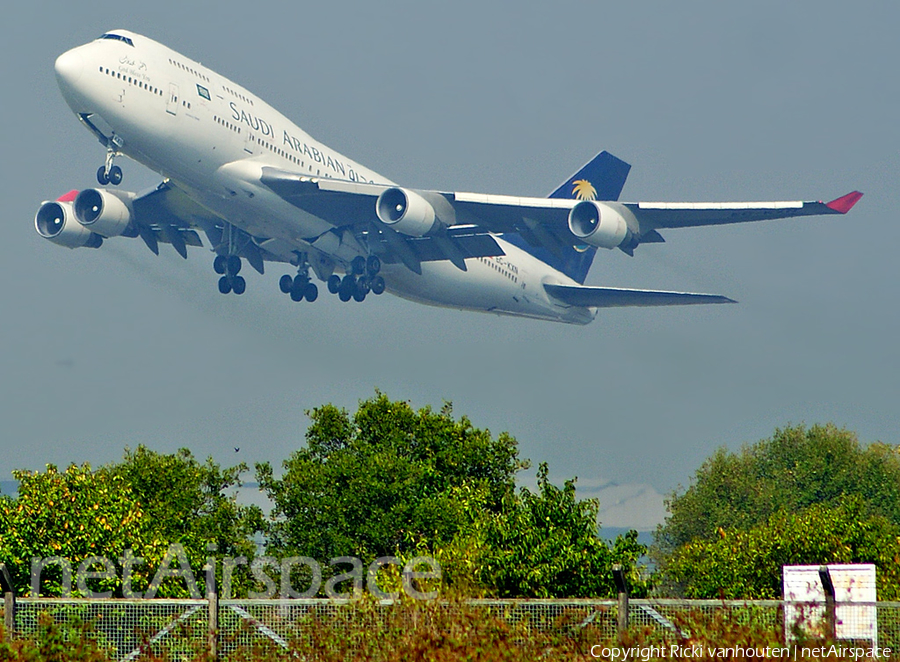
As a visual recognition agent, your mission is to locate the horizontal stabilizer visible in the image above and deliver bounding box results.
[544,283,736,308]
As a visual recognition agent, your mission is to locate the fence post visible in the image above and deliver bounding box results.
[818,565,836,640]
[613,564,629,643]
[207,589,218,661]
[0,563,14,642]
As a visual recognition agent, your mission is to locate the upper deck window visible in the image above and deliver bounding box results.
[99,33,134,47]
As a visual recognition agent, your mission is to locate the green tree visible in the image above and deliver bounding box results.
[436,463,649,598]
[109,445,262,562]
[258,394,647,598]
[257,394,525,561]
[0,449,262,597]
[665,497,900,599]
[655,424,900,558]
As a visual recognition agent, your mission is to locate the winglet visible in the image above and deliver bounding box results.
[825,191,863,214]
[56,190,79,203]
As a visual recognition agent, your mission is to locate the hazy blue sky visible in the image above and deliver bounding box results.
[1,1,897,529]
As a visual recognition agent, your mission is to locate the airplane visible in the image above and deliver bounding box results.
[36,30,863,325]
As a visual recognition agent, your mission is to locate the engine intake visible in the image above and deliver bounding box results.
[74,188,133,237]
[567,201,634,250]
[35,200,102,249]
[376,187,440,237]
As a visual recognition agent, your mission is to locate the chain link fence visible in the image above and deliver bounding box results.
[4,598,900,660]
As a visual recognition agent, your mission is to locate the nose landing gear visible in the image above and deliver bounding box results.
[96,139,124,186]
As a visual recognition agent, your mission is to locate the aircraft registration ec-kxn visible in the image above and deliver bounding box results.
[37,30,863,325]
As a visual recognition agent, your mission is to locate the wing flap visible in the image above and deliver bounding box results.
[544,283,736,308]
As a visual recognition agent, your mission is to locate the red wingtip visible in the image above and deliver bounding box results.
[56,190,79,203]
[825,191,863,214]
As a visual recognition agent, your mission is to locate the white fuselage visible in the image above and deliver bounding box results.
[53,30,595,325]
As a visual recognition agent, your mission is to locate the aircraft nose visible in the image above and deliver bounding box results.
[55,48,84,88]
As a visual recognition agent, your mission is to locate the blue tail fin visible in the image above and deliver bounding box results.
[505,151,631,284]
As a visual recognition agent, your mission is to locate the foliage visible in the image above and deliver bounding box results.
[665,497,900,599]
[257,394,526,561]
[0,613,112,662]
[654,424,900,566]
[110,446,262,560]
[433,463,649,598]
[258,394,641,598]
[0,448,261,597]
[0,463,150,597]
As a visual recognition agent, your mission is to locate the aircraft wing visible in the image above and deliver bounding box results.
[259,167,862,264]
[543,283,735,308]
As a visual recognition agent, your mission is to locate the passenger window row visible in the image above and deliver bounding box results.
[168,58,209,83]
[101,66,163,97]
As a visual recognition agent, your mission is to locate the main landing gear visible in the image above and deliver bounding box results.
[96,141,123,186]
[278,254,318,303]
[213,224,246,295]
[327,255,385,303]
[214,254,246,295]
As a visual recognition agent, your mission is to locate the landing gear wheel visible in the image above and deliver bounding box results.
[290,286,305,302]
[338,275,354,302]
[351,255,366,276]
[97,166,110,186]
[232,275,246,295]
[108,165,123,186]
[366,255,381,276]
[218,276,232,294]
[327,274,341,294]
[305,282,319,302]
[371,275,386,295]
[279,274,293,294]
[214,255,227,275]
[352,288,367,303]
[356,276,370,295]
[226,255,242,276]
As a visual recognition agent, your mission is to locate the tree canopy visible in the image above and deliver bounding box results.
[654,424,900,597]
[257,393,646,597]
[0,448,261,597]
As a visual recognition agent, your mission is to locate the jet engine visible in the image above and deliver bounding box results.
[375,187,441,236]
[74,188,134,238]
[567,201,636,249]
[35,199,102,249]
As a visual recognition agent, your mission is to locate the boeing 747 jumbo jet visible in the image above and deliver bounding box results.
[36,30,862,325]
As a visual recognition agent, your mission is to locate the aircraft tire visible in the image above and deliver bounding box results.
[371,275,386,295]
[214,255,227,275]
[279,274,293,293]
[366,255,381,276]
[327,274,341,294]
[290,287,304,302]
[232,276,246,295]
[351,255,366,275]
[218,276,232,294]
[97,166,110,185]
[356,276,370,295]
[305,282,318,302]
[352,288,367,303]
[108,165,123,186]
[226,255,242,276]
[338,289,352,302]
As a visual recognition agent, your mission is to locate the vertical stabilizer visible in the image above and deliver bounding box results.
[505,151,631,284]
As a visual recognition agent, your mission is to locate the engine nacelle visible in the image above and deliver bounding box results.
[375,187,440,237]
[35,200,102,249]
[74,188,133,238]
[567,201,634,249]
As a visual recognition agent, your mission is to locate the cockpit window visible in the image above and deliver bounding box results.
[99,33,134,47]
